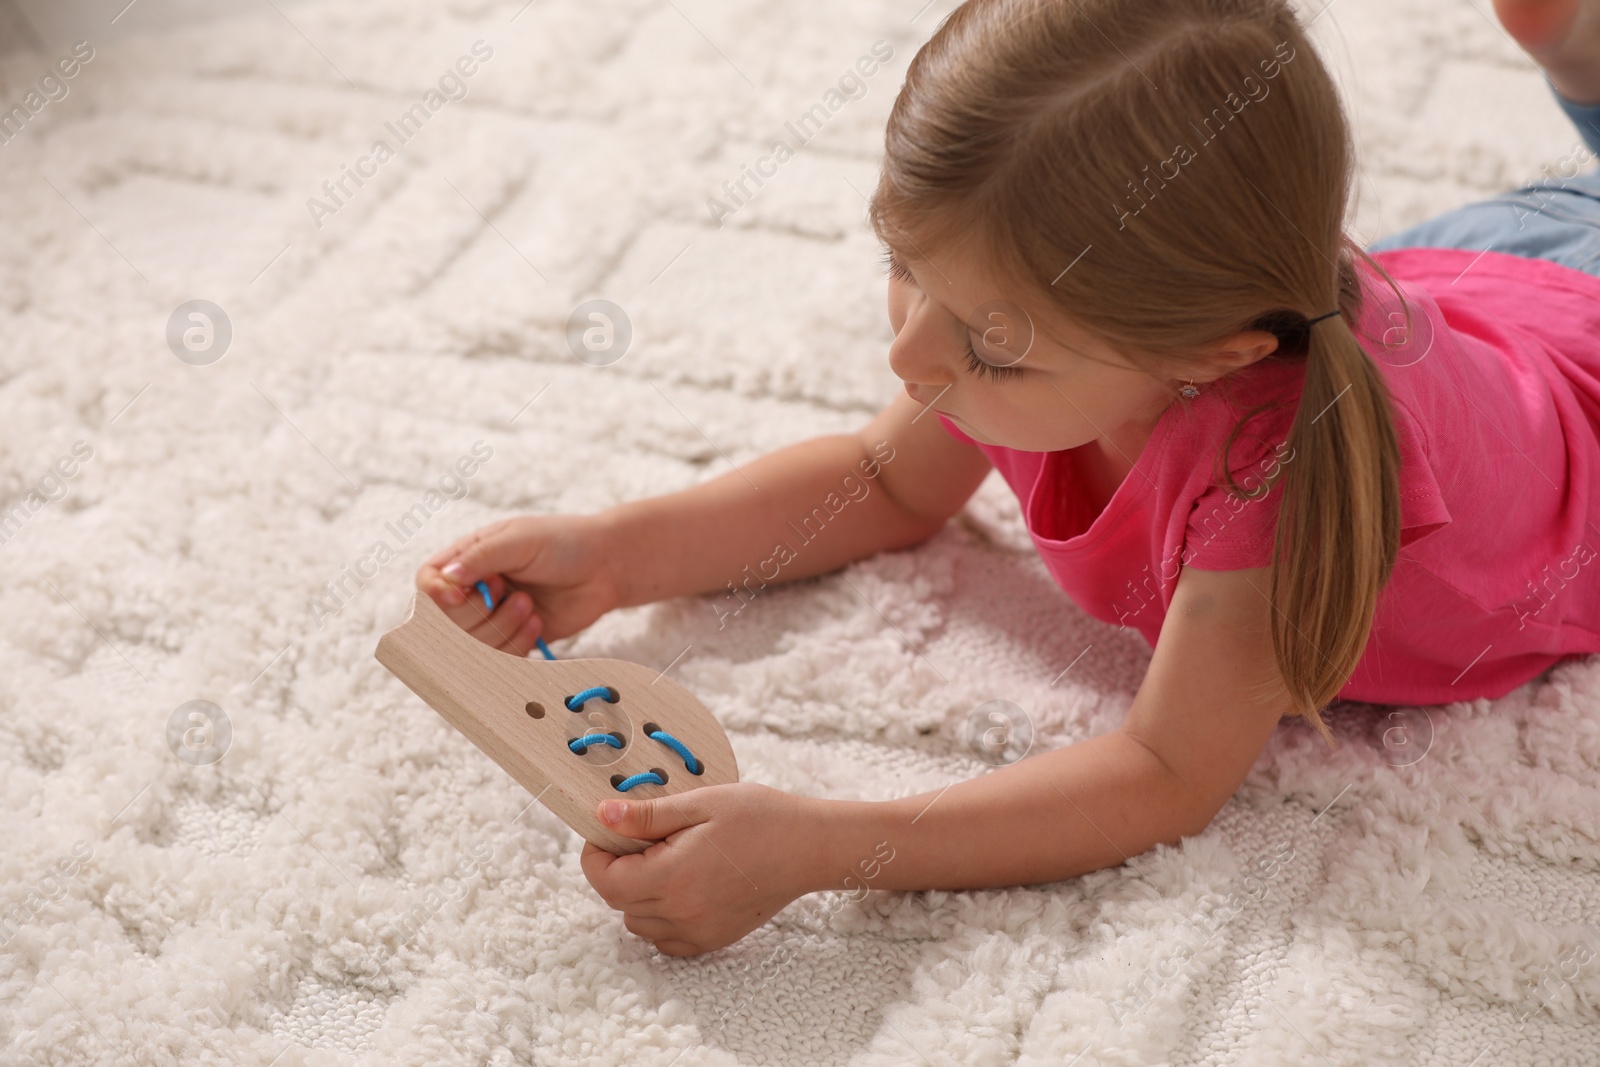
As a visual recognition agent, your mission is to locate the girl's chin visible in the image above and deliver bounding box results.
[946,414,993,444]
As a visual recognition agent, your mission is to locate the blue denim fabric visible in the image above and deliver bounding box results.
[1366,78,1600,279]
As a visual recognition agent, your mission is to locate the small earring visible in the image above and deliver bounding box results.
[1179,379,1200,399]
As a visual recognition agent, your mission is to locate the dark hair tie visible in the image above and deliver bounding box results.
[1306,309,1341,325]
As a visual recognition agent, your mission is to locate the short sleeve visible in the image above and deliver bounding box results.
[1181,442,1290,571]
[1387,392,1453,548]
[1182,389,1452,572]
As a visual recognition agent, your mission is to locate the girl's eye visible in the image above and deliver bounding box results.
[881,248,915,283]
[883,247,1021,381]
[963,340,1024,381]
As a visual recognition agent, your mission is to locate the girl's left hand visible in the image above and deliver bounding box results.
[580,782,820,956]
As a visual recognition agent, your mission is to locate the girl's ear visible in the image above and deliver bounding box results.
[1194,329,1281,381]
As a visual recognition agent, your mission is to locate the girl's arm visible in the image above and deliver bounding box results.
[597,392,993,608]
[581,563,1294,956]
[804,563,1291,891]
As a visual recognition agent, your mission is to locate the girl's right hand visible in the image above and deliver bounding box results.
[415,514,625,656]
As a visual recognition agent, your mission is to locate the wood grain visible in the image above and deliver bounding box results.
[375,591,738,854]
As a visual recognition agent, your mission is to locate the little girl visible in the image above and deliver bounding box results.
[416,0,1600,956]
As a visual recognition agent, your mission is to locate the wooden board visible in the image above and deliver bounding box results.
[375,591,738,854]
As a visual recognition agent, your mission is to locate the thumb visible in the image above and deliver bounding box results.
[440,532,537,592]
[598,793,703,842]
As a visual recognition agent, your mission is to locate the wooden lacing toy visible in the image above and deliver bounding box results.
[374,586,738,854]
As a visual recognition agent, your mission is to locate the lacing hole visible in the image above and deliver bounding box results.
[525,702,545,719]
[565,686,622,712]
[641,724,702,775]
[608,768,670,789]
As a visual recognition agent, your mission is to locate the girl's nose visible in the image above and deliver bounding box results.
[887,305,953,387]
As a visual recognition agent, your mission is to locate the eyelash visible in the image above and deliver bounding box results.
[881,247,914,283]
[881,249,1024,382]
[962,343,1023,381]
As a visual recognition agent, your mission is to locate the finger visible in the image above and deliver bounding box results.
[424,519,511,568]
[597,793,706,844]
[465,589,538,652]
[623,913,678,940]
[611,896,668,917]
[651,939,705,957]
[416,560,468,607]
[429,571,514,635]
[434,559,503,607]
[422,523,513,603]
[581,841,620,886]
[420,562,507,614]
[451,573,506,618]
[582,854,667,913]
[436,525,540,593]
[501,606,545,659]
[584,851,664,906]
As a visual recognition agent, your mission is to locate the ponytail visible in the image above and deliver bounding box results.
[1246,247,1404,742]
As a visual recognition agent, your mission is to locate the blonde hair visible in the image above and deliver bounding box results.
[869,0,1406,741]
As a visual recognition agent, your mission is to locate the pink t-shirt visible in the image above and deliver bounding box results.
[937,248,1600,706]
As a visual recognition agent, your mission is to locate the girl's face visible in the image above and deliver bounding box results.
[884,243,1178,455]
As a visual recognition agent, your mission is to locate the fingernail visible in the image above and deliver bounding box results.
[600,801,626,825]
[441,562,465,581]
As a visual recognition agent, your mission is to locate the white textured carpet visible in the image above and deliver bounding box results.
[2,1,1599,1064]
